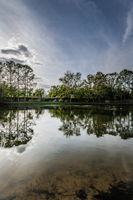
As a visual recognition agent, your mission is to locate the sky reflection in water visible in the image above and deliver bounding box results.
[0,106,133,200]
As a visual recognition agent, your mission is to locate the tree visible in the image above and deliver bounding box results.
[0,61,38,98]
[93,72,106,88]
[48,69,133,101]
[105,72,118,89]
[5,61,16,96]
[49,71,82,100]
[59,71,81,88]
[34,88,45,97]
[83,74,94,89]
[116,69,133,92]
[21,65,35,96]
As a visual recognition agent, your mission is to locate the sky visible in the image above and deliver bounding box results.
[0,0,133,88]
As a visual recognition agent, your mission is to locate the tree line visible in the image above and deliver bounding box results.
[48,69,133,101]
[0,61,44,98]
[1,61,133,101]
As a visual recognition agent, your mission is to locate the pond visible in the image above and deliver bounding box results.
[0,106,133,200]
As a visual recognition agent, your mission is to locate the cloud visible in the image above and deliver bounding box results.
[0,41,39,68]
[35,76,51,89]
[123,5,133,43]
[34,62,42,65]
[1,49,21,56]
[1,44,31,57]
[0,0,133,89]
[0,57,25,64]
[18,45,31,57]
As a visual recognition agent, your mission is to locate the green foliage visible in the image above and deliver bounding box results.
[33,88,45,97]
[48,69,133,101]
[0,61,44,98]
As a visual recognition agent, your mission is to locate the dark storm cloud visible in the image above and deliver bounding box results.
[1,44,31,57]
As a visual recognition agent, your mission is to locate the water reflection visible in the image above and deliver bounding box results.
[50,106,133,139]
[0,106,133,200]
[0,106,133,149]
[0,109,43,148]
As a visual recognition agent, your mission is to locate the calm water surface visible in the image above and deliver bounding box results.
[0,106,133,200]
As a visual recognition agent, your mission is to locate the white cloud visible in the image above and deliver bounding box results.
[123,5,133,43]
[0,0,133,89]
[35,76,50,90]
[0,0,55,87]
[0,41,38,67]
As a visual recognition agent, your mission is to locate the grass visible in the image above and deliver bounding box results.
[1,100,133,107]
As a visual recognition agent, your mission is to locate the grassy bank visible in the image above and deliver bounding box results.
[0,100,133,109]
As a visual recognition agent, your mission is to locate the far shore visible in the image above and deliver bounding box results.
[0,100,133,109]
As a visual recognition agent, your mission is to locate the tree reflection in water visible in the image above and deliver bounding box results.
[0,106,133,149]
[0,109,43,148]
[50,106,133,139]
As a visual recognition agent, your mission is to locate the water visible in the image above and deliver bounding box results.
[0,106,133,200]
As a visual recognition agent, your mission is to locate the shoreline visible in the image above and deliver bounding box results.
[0,101,133,108]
